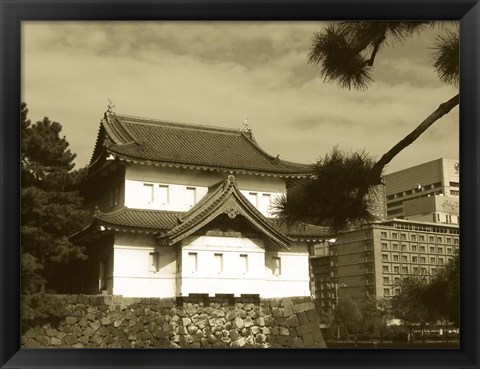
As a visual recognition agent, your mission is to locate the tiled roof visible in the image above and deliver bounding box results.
[270,220,332,239]
[93,112,313,177]
[95,207,184,233]
[90,178,331,242]
[157,175,292,250]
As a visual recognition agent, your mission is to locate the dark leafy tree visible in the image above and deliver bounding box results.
[422,252,459,327]
[390,275,433,342]
[21,102,88,325]
[276,21,459,230]
[360,297,388,342]
[334,298,363,339]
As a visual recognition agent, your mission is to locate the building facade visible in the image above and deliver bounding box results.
[310,219,459,311]
[71,111,330,298]
[384,158,459,222]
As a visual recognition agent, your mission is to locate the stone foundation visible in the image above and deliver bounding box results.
[22,295,326,348]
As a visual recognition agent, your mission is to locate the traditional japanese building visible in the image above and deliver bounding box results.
[71,110,330,298]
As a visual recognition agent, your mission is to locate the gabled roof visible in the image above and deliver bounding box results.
[89,112,313,178]
[73,175,332,248]
[155,175,292,250]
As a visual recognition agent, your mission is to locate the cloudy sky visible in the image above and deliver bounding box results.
[22,22,459,174]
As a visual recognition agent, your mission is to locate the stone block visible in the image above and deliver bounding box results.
[306,309,318,322]
[49,337,62,346]
[302,332,314,347]
[236,309,247,319]
[226,310,237,321]
[77,295,89,304]
[234,317,244,329]
[256,316,265,327]
[65,317,78,325]
[24,329,36,338]
[271,307,282,318]
[37,336,50,346]
[280,298,293,307]
[283,305,294,318]
[229,329,239,341]
[279,327,289,336]
[78,335,90,345]
[277,335,287,346]
[231,337,246,348]
[182,317,192,326]
[288,328,298,338]
[296,324,314,336]
[78,318,88,327]
[64,335,78,345]
[73,326,83,337]
[212,309,225,318]
[286,315,300,327]
[101,317,111,326]
[46,328,58,337]
[256,333,267,343]
[261,327,271,335]
[251,326,260,335]
[297,311,309,325]
[243,318,253,328]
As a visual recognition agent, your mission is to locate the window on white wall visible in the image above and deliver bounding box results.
[149,252,159,272]
[186,187,197,208]
[143,183,154,205]
[158,185,169,205]
[240,254,248,274]
[247,192,258,208]
[260,194,272,215]
[188,252,198,273]
[273,256,281,276]
[214,253,223,274]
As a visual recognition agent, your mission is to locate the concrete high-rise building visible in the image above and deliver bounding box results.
[310,219,459,311]
[384,158,459,223]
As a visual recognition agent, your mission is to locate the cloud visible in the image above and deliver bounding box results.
[22,21,459,173]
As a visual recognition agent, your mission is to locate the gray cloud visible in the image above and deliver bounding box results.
[22,21,459,174]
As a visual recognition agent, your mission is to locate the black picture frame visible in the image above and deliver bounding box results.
[1,0,479,368]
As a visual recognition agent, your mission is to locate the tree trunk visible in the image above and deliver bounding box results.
[370,94,459,183]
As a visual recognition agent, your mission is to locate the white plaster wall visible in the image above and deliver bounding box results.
[112,233,176,297]
[178,236,310,298]
[124,165,286,216]
[264,242,311,297]
[178,235,266,297]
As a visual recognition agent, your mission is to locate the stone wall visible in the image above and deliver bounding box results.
[22,295,326,349]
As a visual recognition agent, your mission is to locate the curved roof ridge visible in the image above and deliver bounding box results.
[114,113,244,135]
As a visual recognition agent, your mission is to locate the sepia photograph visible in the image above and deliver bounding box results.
[20,21,459,349]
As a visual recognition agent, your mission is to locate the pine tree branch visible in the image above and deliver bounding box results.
[371,93,459,181]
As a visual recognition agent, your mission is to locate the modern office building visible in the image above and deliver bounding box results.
[384,158,459,223]
[310,219,459,311]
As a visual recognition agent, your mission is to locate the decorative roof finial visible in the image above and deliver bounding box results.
[241,117,256,141]
[242,117,251,133]
[107,99,116,114]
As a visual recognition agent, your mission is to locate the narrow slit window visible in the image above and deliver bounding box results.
[186,187,196,208]
[248,192,258,208]
[240,254,248,274]
[188,252,198,273]
[273,256,281,276]
[214,253,223,274]
[143,183,154,205]
[158,185,169,205]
